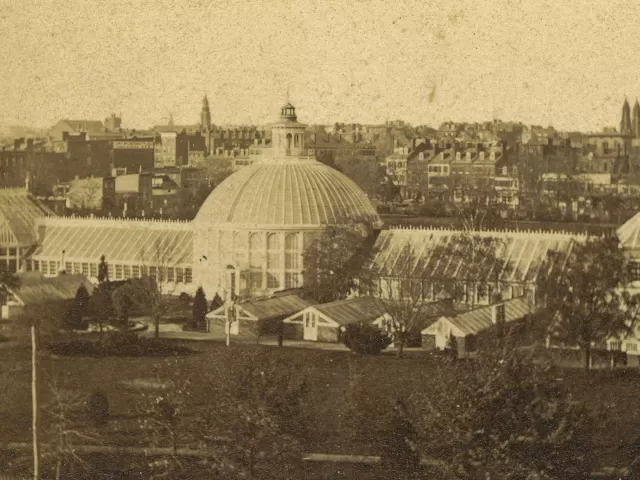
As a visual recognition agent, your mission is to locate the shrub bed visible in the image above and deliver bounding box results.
[342,323,392,355]
[45,331,194,357]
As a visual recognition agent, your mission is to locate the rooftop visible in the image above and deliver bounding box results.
[0,189,54,245]
[371,227,580,284]
[311,296,388,325]
[33,216,192,265]
[194,158,381,228]
[422,298,533,336]
[10,273,94,306]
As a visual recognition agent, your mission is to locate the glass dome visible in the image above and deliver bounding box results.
[192,103,381,300]
[194,158,381,228]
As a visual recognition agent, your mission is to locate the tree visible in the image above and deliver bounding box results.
[537,234,629,372]
[86,391,109,427]
[0,269,19,310]
[335,155,386,198]
[135,374,192,477]
[210,293,223,312]
[365,243,440,358]
[89,283,116,332]
[41,381,101,480]
[192,287,207,330]
[342,322,392,354]
[302,226,374,303]
[115,276,164,338]
[116,238,181,338]
[111,286,133,329]
[410,351,597,479]
[195,349,309,479]
[63,285,90,331]
[379,399,421,478]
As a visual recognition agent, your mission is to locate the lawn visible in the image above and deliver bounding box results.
[0,339,639,474]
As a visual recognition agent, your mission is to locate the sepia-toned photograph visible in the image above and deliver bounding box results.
[2,0,640,478]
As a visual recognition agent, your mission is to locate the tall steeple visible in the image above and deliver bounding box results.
[201,94,212,132]
[632,99,640,138]
[168,112,174,127]
[621,97,632,135]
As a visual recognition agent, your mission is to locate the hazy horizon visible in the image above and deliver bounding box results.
[2,0,640,132]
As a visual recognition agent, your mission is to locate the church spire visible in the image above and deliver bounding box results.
[168,112,174,127]
[621,97,632,136]
[201,94,212,131]
[632,99,640,138]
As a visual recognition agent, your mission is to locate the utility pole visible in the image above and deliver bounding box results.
[31,318,39,479]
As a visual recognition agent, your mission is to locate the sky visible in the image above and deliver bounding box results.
[2,0,640,132]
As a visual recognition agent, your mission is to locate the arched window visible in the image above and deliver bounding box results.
[285,233,300,288]
[249,233,265,290]
[267,233,281,289]
[286,133,293,153]
[234,231,249,292]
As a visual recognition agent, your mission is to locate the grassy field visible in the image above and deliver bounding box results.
[0,338,639,475]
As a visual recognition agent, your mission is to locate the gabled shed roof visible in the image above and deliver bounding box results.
[304,296,388,326]
[422,298,533,336]
[208,292,313,321]
[10,273,93,306]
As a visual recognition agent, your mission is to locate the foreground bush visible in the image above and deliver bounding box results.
[342,323,391,355]
[45,331,194,357]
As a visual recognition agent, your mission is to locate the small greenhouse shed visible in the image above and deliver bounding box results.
[3,272,94,321]
[283,296,389,342]
[421,298,533,357]
[206,291,313,339]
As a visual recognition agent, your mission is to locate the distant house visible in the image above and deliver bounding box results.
[2,272,94,321]
[206,291,313,339]
[283,296,389,342]
[49,119,104,142]
[421,298,534,357]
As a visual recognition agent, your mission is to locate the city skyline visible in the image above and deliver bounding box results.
[2,0,640,132]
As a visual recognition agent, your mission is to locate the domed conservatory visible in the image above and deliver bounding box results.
[24,103,380,302]
[192,103,382,299]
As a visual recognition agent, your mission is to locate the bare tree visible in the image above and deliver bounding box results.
[115,237,181,338]
[366,243,434,358]
[135,373,193,478]
[41,381,101,480]
[67,178,103,212]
